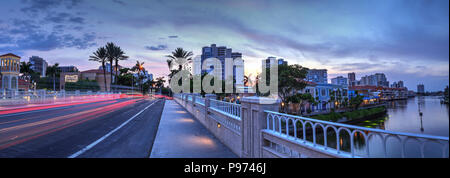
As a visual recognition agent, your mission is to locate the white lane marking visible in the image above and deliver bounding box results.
[68,99,159,158]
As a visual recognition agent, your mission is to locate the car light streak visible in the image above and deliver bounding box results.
[0,98,144,150]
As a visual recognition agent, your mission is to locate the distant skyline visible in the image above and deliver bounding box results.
[0,0,448,91]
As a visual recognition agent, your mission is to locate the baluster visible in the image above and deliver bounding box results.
[303,123,306,143]
[272,116,275,132]
[401,137,407,158]
[350,131,355,158]
[286,118,289,137]
[278,117,282,134]
[366,134,370,158]
[336,132,340,153]
[382,135,387,158]
[420,141,425,158]
[442,143,448,158]
[313,125,316,146]
[294,120,297,139]
[324,127,327,150]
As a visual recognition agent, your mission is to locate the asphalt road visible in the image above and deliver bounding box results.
[0,97,165,158]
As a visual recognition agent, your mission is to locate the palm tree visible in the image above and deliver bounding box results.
[46,63,60,91]
[105,42,117,88]
[155,77,165,89]
[20,62,33,79]
[132,60,145,93]
[113,46,128,84]
[166,48,193,82]
[89,47,108,92]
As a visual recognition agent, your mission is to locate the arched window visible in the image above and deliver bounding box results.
[2,76,9,89]
[11,77,17,89]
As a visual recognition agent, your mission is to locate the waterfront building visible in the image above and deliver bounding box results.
[60,69,112,91]
[200,44,244,86]
[349,85,408,101]
[306,69,328,84]
[356,73,389,87]
[29,56,48,77]
[417,84,425,94]
[0,53,21,90]
[58,66,79,73]
[391,81,404,88]
[374,73,389,87]
[348,72,356,87]
[296,81,348,113]
[331,76,348,86]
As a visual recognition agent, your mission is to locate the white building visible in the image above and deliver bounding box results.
[331,76,348,86]
[0,53,21,91]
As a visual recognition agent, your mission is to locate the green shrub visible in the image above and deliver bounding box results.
[311,106,386,122]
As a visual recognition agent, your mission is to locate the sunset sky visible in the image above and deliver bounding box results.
[0,0,448,91]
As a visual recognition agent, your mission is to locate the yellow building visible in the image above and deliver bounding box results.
[0,53,21,90]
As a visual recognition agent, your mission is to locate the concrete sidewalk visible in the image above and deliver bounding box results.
[150,100,237,158]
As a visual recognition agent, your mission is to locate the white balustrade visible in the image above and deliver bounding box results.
[264,110,449,158]
[209,99,241,120]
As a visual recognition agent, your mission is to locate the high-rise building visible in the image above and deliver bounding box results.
[307,69,328,84]
[262,57,288,69]
[397,81,404,88]
[331,76,348,86]
[29,56,48,77]
[200,44,244,85]
[262,57,276,69]
[348,72,356,86]
[277,58,287,65]
[391,80,404,88]
[374,73,389,87]
[417,84,425,94]
[58,66,79,73]
[356,73,389,87]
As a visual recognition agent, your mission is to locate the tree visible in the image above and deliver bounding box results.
[350,94,364,111]
[166,48,193,83]
[89,47,108,91]
[46,63,60,91]
[116,67,134,86]
[132,60,145,93]
[106,42,127,86]
[113,46,128,84]
[20,61,33,76]
[155,77,165,89]
[286,93,315,115]
[256,64,309,112]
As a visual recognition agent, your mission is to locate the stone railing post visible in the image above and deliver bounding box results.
[192,93,200,106]
[205,94,216,114]
[240,96,280,158]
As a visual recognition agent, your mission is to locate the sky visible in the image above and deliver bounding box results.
[0,0,448,91]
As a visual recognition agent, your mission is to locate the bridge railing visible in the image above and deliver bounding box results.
[194,95,205,106]
[173,93,243,155]
[263,110,449,158]
[172,94,449,158]
[209,99,241,120]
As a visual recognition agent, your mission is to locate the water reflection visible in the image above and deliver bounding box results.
[282,96,448,157]
[349,96,449,157]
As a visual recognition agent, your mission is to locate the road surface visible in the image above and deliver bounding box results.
[0,97,165,158]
